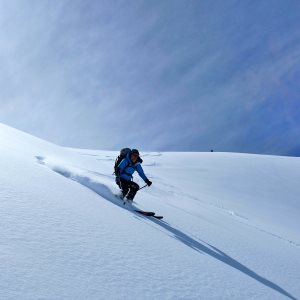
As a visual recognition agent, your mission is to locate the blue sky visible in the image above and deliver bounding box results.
[0,0,300,155]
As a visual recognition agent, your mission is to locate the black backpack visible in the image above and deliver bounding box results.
[114,148,131,175]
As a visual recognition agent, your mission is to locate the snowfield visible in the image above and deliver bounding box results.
[1,122,300,300]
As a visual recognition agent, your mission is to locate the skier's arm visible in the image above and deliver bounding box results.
[136,164,148,182]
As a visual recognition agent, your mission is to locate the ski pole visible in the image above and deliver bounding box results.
[139,184,148,190]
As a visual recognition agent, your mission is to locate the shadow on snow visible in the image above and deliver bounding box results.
[47,162,297,300]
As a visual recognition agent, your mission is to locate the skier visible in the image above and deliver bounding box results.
[115,149,152,201]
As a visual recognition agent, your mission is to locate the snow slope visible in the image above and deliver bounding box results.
[1,122,300,300]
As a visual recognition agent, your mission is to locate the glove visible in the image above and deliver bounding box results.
[145,179,152,186]
[115,176,121,187]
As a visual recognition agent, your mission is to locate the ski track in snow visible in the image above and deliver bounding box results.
[36,156,163,221]
[179,193,300,249]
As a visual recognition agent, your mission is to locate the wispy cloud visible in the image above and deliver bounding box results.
[0,0,299,155]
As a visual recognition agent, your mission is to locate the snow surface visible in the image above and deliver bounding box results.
[1,122,300,300]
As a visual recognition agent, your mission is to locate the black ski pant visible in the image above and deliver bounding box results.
[120,178,139,200]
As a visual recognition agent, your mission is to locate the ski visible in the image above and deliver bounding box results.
[115,195,163,219]
[134,210,163,219]
[134,210,155,216]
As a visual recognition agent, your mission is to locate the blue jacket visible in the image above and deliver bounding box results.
[117,153,148,182]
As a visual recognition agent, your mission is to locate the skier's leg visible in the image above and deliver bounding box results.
[126,182,140,200]
[120,178,130,198]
